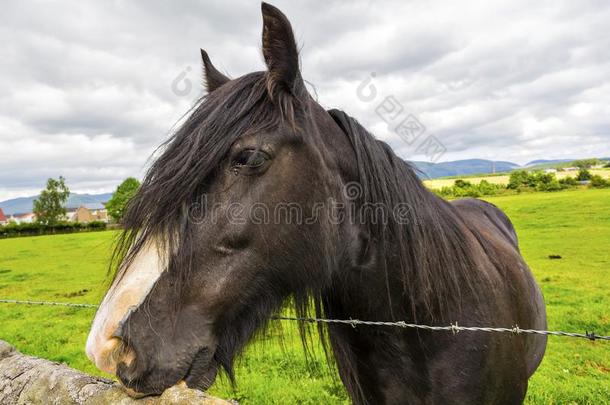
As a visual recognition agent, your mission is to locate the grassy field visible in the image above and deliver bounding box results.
[423,168,610,189]
[1,189,609,403]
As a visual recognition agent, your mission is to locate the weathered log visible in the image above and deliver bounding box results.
[0,339,233,404]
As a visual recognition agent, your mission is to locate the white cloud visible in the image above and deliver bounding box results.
[1,0,609,200]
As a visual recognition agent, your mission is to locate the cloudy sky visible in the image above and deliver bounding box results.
[1,0,609,201]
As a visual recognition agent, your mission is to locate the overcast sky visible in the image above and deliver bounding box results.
[1,0,609,201]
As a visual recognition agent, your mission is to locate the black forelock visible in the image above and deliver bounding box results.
[111,71,299,284]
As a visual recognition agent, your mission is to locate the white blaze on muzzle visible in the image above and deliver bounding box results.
[86,239,167,374]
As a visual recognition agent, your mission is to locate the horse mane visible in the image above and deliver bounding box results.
[111,71,291,289]
[326,108,490,321]
[319,109,498,403]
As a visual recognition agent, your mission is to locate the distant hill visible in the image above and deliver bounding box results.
[526,157,610,170]
[0,192,113,215]
[524,159,574,167]
[412,159,520,179]
[411,157,610,179]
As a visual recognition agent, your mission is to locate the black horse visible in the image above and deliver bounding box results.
[86,3,547,404]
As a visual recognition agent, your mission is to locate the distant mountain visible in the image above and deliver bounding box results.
[524,159,574,167]
[0,192,113,215]
[526,157,610,170]
[411,159,520,179]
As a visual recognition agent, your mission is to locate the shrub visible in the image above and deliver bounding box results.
[435,179,502,198]
[508,170,568,192]
[590,175,609,188]
[454,180,480,197]
[537,179,563,192]
[477,180,500,195]
[559,176,578,187]
[576,169,592,181]
[508,170,530,189]
[529,172,563,192]
[436,186,454,198]
[453,179,471,189]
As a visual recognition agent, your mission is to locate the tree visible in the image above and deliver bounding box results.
[572,158,599,169]
[105,177,140,222]
[33,177,70,225]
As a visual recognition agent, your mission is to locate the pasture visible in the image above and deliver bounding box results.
[0,189,609,403]
[423,168,610,189]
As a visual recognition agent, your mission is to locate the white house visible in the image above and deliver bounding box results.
[11,213,36,224]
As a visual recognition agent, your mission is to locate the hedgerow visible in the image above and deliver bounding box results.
[0,221,107,239]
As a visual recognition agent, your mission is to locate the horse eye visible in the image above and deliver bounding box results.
[233,149,269,168]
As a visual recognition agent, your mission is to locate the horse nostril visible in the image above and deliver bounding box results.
[120,344,137,368]
[90,336,137,375]
[93,336,124,374]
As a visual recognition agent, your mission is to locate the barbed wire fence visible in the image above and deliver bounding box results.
[1,299,608,341]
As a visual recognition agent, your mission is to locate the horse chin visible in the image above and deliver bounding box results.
[119,347,218,398]
[183,347,219,392]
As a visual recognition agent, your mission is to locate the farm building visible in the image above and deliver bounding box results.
[65,206,109,223]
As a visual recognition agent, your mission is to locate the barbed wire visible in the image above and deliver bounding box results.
[0,299,98,308]
[1,299,608,341]
[273,316,610,341]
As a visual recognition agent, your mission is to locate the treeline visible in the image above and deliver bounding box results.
[0,221,107,239]
[436,169,610,199]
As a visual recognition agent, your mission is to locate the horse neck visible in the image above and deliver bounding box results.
[325,225,416,323]
[326,182,463,323]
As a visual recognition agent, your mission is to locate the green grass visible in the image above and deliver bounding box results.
[482,189,610,404]
[1,189,609,403]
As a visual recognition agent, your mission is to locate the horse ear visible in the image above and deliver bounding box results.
[200,49,230,92]
[261,2,302,96]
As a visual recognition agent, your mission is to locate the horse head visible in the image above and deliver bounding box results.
[86,3,361,395]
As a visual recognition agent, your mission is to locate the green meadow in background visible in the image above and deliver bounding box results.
[1,188,608,403]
